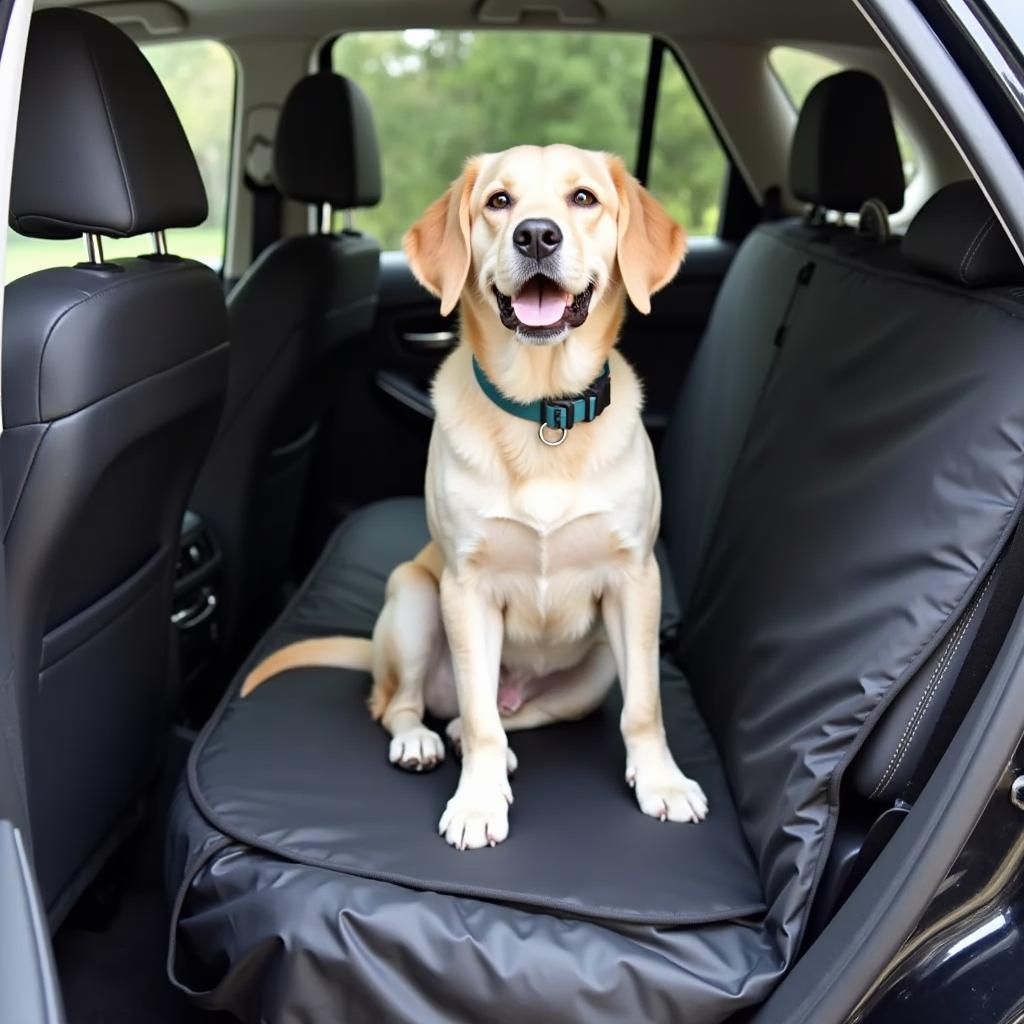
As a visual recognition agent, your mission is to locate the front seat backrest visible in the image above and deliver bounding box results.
[190,71,382,662]
[2,8,228,918]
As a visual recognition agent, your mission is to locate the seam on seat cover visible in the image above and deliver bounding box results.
[871,571,993,799]
[184,759,767,927]
[961,217,996,284]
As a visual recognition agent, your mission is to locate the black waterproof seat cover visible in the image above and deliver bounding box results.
[168,501,777,1022]
[168,197,1024,1021]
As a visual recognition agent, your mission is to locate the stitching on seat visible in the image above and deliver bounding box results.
[869,612,965,798]
[871,572,993,798]
[86,37,136,229]
[959,216,996,285]
[1,423,50,543]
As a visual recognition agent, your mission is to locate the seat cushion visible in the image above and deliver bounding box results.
[167,500,777,1022]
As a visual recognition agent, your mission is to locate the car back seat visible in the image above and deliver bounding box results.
[165,75,1024,1024]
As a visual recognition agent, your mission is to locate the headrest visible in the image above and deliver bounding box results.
[9,9,207,240]
[789,70,905,214]
[903,180,1024,288]
[274,72,382,209]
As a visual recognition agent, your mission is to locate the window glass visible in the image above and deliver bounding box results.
[647,52,728,235]
[5,39,235,283]
[769,46,918,184]
[332,31,728,248]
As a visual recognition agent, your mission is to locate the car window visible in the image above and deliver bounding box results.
[770,45,918,184]
[332,31,728,248]
[4,39,235,283]
[646,51,727,235]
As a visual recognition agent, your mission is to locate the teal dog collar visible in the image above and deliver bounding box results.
[472,357,612,447]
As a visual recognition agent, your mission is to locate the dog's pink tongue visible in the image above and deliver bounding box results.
[512,277,569,327]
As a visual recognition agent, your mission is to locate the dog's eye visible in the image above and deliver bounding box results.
[486,191,513,210]
[571,189,598,207]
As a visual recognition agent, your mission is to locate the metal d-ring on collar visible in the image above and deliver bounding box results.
[472,357,612,446]
[538,422,568,447]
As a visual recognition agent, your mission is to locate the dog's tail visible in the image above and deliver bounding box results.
[240,636,373,698]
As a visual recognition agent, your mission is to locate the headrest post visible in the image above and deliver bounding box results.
[151,230,168,255]
[319,202,333,235]
[83,232,104,264]
[342,209,354,232]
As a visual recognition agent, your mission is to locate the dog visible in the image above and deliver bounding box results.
[242,145,707,850]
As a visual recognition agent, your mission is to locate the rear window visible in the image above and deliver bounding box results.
[769,45,918,184]
[332,31,728,247]
[5,39,235,283]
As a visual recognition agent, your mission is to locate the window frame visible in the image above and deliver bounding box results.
[643,37,756,238]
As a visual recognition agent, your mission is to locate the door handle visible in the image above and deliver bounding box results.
[401,330,457,352]
[171,588,218,630]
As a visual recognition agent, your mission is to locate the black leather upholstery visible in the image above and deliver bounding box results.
[903,179,1024,288]
[274,72,382,208]
[167,80,1024,1022]
[790,69,905,213]
[190,75,382,662]
[9,9,206,240]
[3,10,228,918]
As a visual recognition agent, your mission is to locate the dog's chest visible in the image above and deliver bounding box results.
[467,480,634,643]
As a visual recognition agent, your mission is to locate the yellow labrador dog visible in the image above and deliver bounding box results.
[242,145,707,849]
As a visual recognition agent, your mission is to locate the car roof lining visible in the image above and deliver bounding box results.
[39,0,879,45]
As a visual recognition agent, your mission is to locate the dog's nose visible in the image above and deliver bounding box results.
[513,218,562,261]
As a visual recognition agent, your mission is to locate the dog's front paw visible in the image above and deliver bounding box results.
[446,718,518,774]
[389,726,445,771]
[439,775,513,850]
[627,758,708,823]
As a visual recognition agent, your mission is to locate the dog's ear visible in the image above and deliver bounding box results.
[403,158,480,317]
[606,155,687,315]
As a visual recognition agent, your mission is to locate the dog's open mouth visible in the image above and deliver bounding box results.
[493,275,594,342]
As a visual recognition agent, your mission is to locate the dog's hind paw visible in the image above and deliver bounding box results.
[389,726,445,772]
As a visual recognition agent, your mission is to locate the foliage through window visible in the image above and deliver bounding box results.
[769,46,918,183]
[332,31,727,248]
[5,39,235,283]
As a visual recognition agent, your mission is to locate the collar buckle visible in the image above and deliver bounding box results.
[539,367,612,430]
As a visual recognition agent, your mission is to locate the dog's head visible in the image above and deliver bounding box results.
[403,145,686,346]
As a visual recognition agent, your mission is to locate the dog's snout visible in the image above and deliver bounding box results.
[512,218,562,261]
